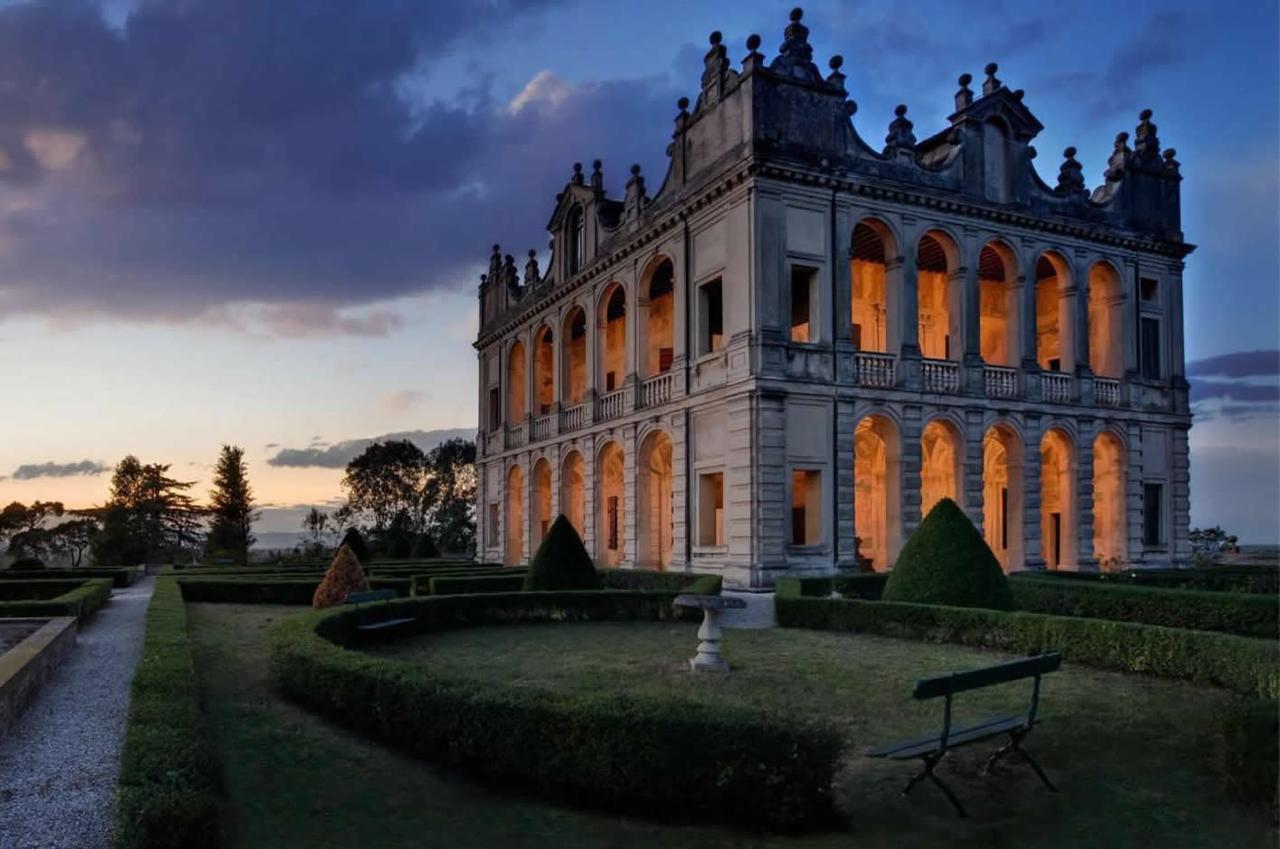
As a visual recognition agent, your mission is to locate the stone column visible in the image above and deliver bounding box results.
[581,440,597,559]
[836,399,858,568]
[1172,425,1192,566]
[1021,414,1046,570]
[1124,421,1144,566]
[669,414,689,570]
[1074,420,1098,571]
[962,408,985,532]
[891,239,922,389]
[622,424,638,567]
[959,259,984,394]
[751,391,787,584]
[899,404,924,541]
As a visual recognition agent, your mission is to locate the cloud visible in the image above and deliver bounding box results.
[266,427,473,468]
[381,389,426,414]
[1190,380,1280,405]
[1187,349,1280,379]
[11,459,107,479]
[0,1,678,334]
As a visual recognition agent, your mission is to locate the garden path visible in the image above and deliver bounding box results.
[0,575,155,849]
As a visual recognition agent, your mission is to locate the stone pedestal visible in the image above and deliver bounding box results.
[674,594,746,673]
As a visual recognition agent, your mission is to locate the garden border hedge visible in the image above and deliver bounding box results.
[177,576,410,605]
[1011,565,1279,594]
[776,595,1280,698]
[0,567,139,588]
[0,578,113,622]
[270,591,841,831]
[775,574,888,600]
[112,578,220,849]
[423,569,723,597]
[426,572,526,595]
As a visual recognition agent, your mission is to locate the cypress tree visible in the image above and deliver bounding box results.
[205,445,258,565]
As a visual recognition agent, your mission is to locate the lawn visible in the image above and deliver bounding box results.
[188,603,1274,848]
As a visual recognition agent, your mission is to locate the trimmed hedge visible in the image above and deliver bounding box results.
[271,591,841,831]
[426,573,527,595]
[598,568,723,595]
[113,578,220,849]
[776,596,1280,699]
[0,567,139,588]
[1013,565,1279,595]
[523,515,601,591]
[1011,577,1278,638]
[177,576,410,605]
[882,498,1014,610]
[775,574,888,600]
[0,578,112,621]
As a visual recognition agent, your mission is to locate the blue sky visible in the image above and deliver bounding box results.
[0,0,1275,540]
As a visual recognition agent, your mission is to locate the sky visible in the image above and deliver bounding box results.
[0,0,1276,541]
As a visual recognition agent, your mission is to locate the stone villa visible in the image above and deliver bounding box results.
[473,8,1193,587]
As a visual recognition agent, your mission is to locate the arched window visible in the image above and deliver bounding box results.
[567,206,585,275]
[599,285,627,393]
[1089,262,1125,378]
[562,307,587,407]
[1036,253,1072,372]
[978,241,1018,367]
[643,259,675,377]
[855,414,902,570]
[851,220,891,352]
[916,232,958,361]
[1040,428,1076,568]
[637,430,673,569]
[983,424,1024,571]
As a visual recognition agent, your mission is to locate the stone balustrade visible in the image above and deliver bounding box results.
[597,389,625,422]
[984,365,1019,399]
[531,413,554,442]
[921,358,960,393]
[1095,377,1121,407]
[854,352,896,388]
[639,370,677,408]
[1042,371,1073,404]
[505,422,527,448]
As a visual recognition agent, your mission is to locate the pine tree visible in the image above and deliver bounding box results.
[205,445,258,565]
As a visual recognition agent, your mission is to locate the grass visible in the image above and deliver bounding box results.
[188,604,1275,848]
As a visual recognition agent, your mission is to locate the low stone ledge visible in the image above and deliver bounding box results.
[0,617,77,737]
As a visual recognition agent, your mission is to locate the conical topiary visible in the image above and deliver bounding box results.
[881,498,1015,610]
[523,514,601,591]
[312,544,370,609]
[411,533,440,559]
[338,527,370,563]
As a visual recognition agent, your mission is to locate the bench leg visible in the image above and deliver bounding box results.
[1013,743,1057,792]
[983,731,1057,793]
[903,753,967,818]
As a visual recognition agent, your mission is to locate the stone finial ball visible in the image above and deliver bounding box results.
[894,104,908,117]
[492,243,500,252]
[1140,108,1153,121]
[678,96,689,110]
[710,30,722,46]
[790,7,804,22]
[1163,148,1177,160]
[829,55,843,70]
[985,62,998,75]
[528,248,536,257]
[631,163,641,175]
[1027,146,1037,159]
[1064,146,1077,158]
[747,33,761,51]
[958,73,972,86]
[572,162,582,172]
[592,158,602,169]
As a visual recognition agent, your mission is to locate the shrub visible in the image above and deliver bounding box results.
[1013,565,1279,595]
[1220,698,1279,817]
[180,575,407,605]
[523,515,600,591]
[312,545,370,609]
[775,574,888,600]
[1010,578,1278,638]
[10,556,45,570]
[0,567,138,587]
[338,528,370,563]
[411,534,440,559]
[0,578,112,621]
[428,573,527,595]
[882,498,1014,610]
[775,596,1280,698]
[271,592,840,830]
[112,578,221,849]
[598,569,723,595]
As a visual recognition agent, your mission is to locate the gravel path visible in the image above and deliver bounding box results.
[0,575,155,849]
[720,590,776,629]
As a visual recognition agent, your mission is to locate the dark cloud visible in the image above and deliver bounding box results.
[11,459,108,479]
[266,427,474,468]
[1187,349,1280,379]
[0,0,678,332]
[1189,379,1279,404]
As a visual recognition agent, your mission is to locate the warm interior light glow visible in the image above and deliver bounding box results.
[851,220,889,352]
[531,458,552,547]
[1093,432,1126,567]
[560,451,585,537]
[563,307,587,405]
[791,469,822,545]
[855,414,901,570]
[507,340,527,422]
[637,430,673,569]
[920,419,962,517]
[533,326,554,414]
[1089,262,1124,378]
[979,242,1016,366]
[644,260,675,377]
[1036,253,1069,371]
[698,471,724,547]
[505,463,524,566]
[982,425,1023,571]
[601,285,626,392]
[596,440,624,566]
[1040,428,1075,568]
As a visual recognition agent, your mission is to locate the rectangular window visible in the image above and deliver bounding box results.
[1143,483,1163,546]
[487,503,499,542]
[605,371,617,392]
[488,387,501,431]
[790,265,817,343]
[790,469,822,546]
[851,323,863,349]
[607,496,620,550]
[699,280,724,354]
[1048,357,1061,373]
[1140,277,1159,302]
[1140,317,1161,380]
[698,472,725,546]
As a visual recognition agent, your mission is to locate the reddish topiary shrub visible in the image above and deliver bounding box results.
[312,544,369,609]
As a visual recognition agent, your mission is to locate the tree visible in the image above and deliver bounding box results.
[302,507,329,546]
[341,440,429,536]
[92,455,204,565]
[523,515,599,591]
[422,438,476,553]
[312,544,369,609]
[49,518,100,567]
[0,501,65,553]
[205,445,258,564]
[881,498,1014,610]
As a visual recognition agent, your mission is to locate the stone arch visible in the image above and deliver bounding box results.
[854,412,902,570]
[597,283,627,394]
[850,216,899,353]
[983,422,1024,572]
[978,238,1019,366]
[506,339,527,423]
[559,449,586,539]
[1035,250,1074,372]
[917,229,961,361]
[530,457,552,550]
[1040,427,1077,569]
[532,323,555,415]
[595,440,625,566]
[561,305,588,406]
[505,463,525,566]
[1092,429,1127,568]
[1088,260,1125,379]
[640,256,676,378]
[921,417,964,518]
[636,429,673,569]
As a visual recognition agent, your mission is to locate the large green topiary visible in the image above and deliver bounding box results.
[522,514,600,591]
[882,498,1015,610]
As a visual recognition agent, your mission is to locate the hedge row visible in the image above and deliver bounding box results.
[177,576,410,605]
[1012,565,1279,594]
[112,578,220,849]
[597,568,723,595]
[271,591,840,831]
[0,567,139,588]
[426,573,526,595]
[410,568,724,597]
[0,578,113,622]
[776,596,1280,699]
[1010,578,1278,639]
[775,574,888,600]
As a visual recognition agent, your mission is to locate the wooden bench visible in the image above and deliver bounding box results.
[344,589,414,632]
[868,651,1062,817]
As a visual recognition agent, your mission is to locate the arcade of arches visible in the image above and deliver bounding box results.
[533,326,554,415]
[561,451,586,537]
[531,458,552,550]
[595,441,625,566]
[644,260,675,378]
[505,464,524,566]
[600,286,627,393]
[563,308,587,406]
[637,431,674,568]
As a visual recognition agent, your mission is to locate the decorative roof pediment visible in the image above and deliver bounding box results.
[951,86,1043,141]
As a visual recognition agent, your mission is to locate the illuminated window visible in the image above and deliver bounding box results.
[567,206,585,275]
[699,279,723,354]
[790,469,822,546]
[790,265,818,343]
[698,472,724,546]
[1143,483,1164,546]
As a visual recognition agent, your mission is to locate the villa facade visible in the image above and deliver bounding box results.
[472,9,1193,588]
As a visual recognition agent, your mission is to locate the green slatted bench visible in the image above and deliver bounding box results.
[344,589,414,632]
[868,651,1062,818]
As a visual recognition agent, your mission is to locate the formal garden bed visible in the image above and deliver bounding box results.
[0,578,113,622]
